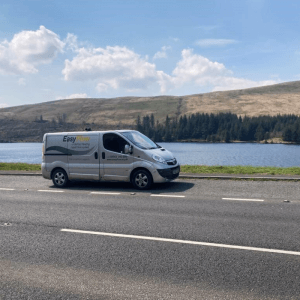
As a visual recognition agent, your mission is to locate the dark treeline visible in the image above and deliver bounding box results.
[136,113,300,143]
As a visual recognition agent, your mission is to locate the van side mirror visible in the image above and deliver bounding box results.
[124,144,133,154]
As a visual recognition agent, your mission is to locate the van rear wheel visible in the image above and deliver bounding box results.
[131,169,152,190]
[52,169,68,188]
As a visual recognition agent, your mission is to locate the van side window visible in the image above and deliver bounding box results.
[103,133,129,153]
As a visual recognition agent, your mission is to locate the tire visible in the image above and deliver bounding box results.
[52,168,68,188]
[131,169,153,190]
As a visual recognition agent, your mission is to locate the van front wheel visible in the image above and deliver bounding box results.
[52,169,68,188]
[131,169,153,190]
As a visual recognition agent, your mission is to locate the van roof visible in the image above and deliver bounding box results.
[44,129,137,135]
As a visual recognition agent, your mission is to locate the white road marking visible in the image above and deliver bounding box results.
[150,194,185,198]
[90,192,121,195]
[0,188,15,191]
[38,190,64,193]
[61,229,300,256]
[222,197,264,202]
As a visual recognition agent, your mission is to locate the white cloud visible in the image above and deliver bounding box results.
[197,25,219,31]
[153,46,171,60]
[66,93,88,99]
[64,45,273,95]
[171,49,229,86]
[64,33,79,52]
[196,39,237,47]
[170,37,179,42]
[62,46,277,95]
[212,77,277,91]
[0,103,9,108]
[63,46,168,93]
[0,25,65,75]
[96,83,109,93]
[56,93,88,100]
[162,49,277,92]
[18,78,26,86]
[156,71,174,94]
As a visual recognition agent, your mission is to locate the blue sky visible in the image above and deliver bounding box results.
[0,0,299,107]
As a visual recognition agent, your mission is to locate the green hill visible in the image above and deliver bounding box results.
[1,80,300,142]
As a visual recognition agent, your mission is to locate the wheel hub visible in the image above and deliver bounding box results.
[136,174,147,187]
[55,173,64,184]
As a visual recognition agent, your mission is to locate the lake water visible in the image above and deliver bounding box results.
[0,142,299,167]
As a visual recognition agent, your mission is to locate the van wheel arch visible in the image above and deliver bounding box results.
[51,167,69,188]
[130,168,153,190]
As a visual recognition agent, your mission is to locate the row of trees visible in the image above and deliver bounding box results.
[136,113,300,143]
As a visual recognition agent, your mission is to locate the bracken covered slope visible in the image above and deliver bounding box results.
[1,80,300,127]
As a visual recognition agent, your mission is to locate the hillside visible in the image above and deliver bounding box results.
[1,80,300,142]
[1,80,300,126]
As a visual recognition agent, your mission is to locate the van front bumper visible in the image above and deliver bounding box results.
[157,165,180,180]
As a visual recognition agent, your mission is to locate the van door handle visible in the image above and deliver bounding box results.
[102,152,105,159]
[94,152,98,159]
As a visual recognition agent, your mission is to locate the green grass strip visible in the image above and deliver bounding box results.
[1,162,300,176]
[180,165,300,176]
[0,162,41,171]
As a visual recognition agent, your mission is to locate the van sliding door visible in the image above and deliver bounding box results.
[101,132,133,181]
[67,133,100,180]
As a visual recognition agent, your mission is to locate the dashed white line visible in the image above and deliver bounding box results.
[0,188,15,191]
[150,194,185,198]
[222,197,264,202]
[90,192,121,195]
[60,229,300,256]
[38,190,64,193]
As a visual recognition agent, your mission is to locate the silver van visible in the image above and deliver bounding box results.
[42,130,180,189]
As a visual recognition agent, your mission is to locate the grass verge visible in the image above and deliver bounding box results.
[0,163,41,171]
[1,163,300,176]
[180,165,300,176]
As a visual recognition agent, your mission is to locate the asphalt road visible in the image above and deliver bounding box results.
[1,176,300,299]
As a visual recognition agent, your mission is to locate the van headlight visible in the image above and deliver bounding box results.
[152,154,167,164]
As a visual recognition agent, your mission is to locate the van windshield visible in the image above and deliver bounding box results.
[121,131,159,150]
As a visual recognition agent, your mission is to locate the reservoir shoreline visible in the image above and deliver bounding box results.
[1,142,300,167]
